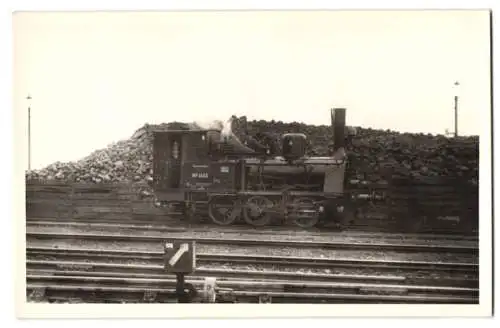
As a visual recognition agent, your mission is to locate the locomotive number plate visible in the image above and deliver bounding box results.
[192,172,209,178]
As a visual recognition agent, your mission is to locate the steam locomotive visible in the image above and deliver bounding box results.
[152,108,358,228]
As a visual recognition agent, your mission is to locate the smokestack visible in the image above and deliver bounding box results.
[331,108,346,151]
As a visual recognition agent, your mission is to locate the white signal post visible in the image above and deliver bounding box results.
[164,240,197,303]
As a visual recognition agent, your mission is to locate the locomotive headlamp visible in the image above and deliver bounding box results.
[319,206,324,212]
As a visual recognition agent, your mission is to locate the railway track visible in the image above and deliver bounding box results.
[25,221,479,303]
[26,273,478,299]
[27,259,406,284]
[27,246,478,275]
[26,259,478,304]
[26,229,478,254]
[26,218,479,241]
[27,282,478,304]
[26,245,479,303]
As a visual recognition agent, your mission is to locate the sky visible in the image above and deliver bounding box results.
[13,10,491,170]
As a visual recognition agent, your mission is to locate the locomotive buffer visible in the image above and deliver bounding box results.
[163,239,217,303]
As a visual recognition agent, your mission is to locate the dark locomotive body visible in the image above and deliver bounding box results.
[152,108,351,228]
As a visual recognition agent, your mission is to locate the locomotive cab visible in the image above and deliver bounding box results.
[152,129,211,203]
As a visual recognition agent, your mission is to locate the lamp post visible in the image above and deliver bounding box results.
[453,81,460,138]
[27,94,32,171]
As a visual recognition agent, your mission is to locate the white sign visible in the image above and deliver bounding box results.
[168,243,189,266]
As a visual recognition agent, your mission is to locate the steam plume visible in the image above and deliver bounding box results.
[192,116,243,144]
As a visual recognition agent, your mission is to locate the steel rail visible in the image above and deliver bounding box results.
[26,230,478,253]
[26,282,478,304]
[27,259,406,283]
[26,259,477,289]
[28,269,403,284]
[26,273,478,294]
[25,219,479,241]
[26,246,478,273]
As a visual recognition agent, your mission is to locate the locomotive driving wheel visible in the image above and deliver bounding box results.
[208,196,241,226]
[243,195,274,227]
[290,197,320,228]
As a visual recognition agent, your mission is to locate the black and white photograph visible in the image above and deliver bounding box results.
[10,3,493,319]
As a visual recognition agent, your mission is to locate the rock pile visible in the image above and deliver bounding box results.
[25,122,190,184]
[26,117,479,187]
[233,117,478,185]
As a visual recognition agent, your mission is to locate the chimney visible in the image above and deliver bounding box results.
[331,108,346,151]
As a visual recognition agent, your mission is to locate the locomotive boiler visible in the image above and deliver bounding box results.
[152,108,352,228]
